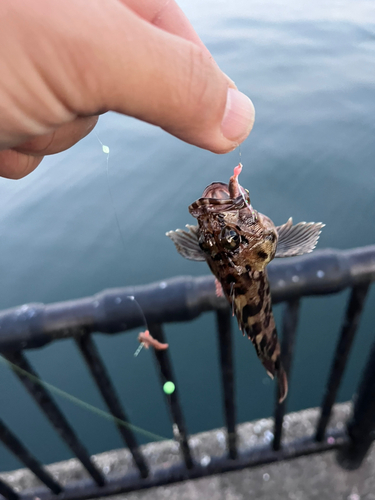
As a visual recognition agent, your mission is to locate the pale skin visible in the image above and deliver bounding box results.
[0,0,255,180]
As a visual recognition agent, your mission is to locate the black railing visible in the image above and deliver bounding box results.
[0,245,374,500]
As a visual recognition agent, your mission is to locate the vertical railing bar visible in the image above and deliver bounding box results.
[1,351,105,487]
[215,307,237,459]
[338,334,375,469]
[0,419,62,494]
[273,298,301,451]
[75,334,149,478]
[315,282,370,442]
[0,478,19,500]
[148,323,194,469]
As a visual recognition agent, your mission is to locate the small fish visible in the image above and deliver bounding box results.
[167,164,324,403]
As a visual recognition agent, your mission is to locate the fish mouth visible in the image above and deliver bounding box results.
[202,182,230,199]
[201,181,249,211]
[189,168,251,218]
[202,180,248,201]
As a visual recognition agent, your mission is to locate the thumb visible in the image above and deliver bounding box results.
[54,1,255,153]
[98,4,255,152]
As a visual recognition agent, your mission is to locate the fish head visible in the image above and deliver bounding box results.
[196,208,279,274]
[189,167,279,273]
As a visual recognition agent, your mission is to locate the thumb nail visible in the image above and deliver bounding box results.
[221,88,255,143]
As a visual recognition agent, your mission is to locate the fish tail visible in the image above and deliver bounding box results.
[277,364,288,403]
[262,357,288,402]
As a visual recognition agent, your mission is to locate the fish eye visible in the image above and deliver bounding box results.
[220,227,240,250]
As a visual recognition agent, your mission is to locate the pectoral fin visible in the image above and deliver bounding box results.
[275,217,325,258]
[166,225,206,261]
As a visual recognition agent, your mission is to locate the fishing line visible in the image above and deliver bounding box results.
[0,354,167,442]
[95,132,128,254]
[133,342,145,358]
[95,133,150,347]
[126,295,150,357]
[0,135,172,453]
[0,134,168,444]
[235,150,257,221]
[95,134,174,390]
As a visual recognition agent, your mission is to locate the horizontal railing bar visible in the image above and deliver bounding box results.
[215,308,237,459]
[0,419,62,494]
[273,299,300,451]
[0,246,374,351]
[18,428,348,500]
[75,334,149,478]
[0,478,19,500]
[315,283,371,442]
[148,323,194,470]
[1,351,105,487]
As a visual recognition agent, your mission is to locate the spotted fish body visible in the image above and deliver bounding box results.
[167,164,324,403]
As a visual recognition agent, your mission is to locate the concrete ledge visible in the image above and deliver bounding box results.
[2,403,375,499]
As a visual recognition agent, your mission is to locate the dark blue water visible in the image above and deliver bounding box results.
[1,0,375,472]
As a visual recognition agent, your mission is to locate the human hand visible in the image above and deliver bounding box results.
[0,0,255,179]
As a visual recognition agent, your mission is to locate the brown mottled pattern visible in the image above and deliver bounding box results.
[220,267,282,381]
[192,182,288,402]
[167,166,323,403]
[239,272,280,374]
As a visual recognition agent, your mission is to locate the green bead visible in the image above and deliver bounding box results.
[163,381,175,394]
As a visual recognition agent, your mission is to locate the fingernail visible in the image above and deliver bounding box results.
[221,88,255,142]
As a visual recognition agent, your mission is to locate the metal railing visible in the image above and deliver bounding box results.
[0,245,374,500]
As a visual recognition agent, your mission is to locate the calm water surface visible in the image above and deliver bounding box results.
[0,0,375,471]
